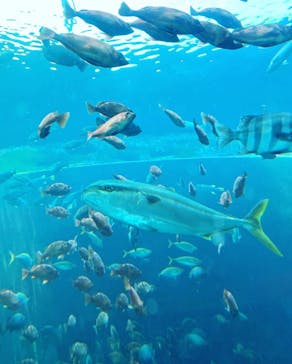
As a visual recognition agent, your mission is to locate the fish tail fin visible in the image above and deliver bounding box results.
[62,0,76,18]
[122,250,127,258]
[87,131,93,142]
[168,240,173,248]
[76,60,87,72]
[56,112,70,128]
[8,251,15,265]
[216,122,236,148]
[84,294,91,306]
[21,269,29,280]
[119,2,134,16]
[168,256,173,265]
[189,6,198,16]
[244,199,283,257]
[39,27,56,40]
[86,102,96,114]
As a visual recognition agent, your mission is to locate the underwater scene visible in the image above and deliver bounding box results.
[0,0,292,363]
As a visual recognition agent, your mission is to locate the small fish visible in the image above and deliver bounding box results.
[199,162,207,176]
[219,190,232,208]
[102,135,126,150]
[0,290,29,311]
[73,275,93,292]
[95,311,109,330]
[113,173,128,181]
[159,104,185,127]
[46,206,69,218]
[9,251,33,268]
[62,0,133,37]
[158,266,184,279]
[116,293,129,311]
[88,247,105,276]
[134,281,155,295]
[125,279,144,315]
[6,313,27,332]
[233,172,247,198]
[149,165,162,179]
[267,41,292,73]
[67,314,77,328]
[190,6,242,29]
[42,182,71,197]
[201,112,219,137]
[188,181,196,197]
[38,111,69,139]
[232,23,292,47]
[130,19,180,42]
[85,292,112,311]
[189,266,206,280]
[38,239,75,261]
[22,264,59,284]
[223,289,239,317]
[87,111,136,140]
[39,27,128,68]
[76,217,98,233]
[123,248,152,260]
[90,210,113,236]
[119,2,203,36]
[168,240,197,254]
[53,260,76,271]
[23,325,39,343]
[86,100,132,117]
[111,263,142,281]
[42,39,87,71]
[168,256,201,268]
[193,119,210,145]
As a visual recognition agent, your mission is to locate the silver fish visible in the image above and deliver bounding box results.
[82,179,282,256]
[267,40,292,73]
[217,112,292,159]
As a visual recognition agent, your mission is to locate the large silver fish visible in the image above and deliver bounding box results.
[82,179,282,256]
[217,112,292,158]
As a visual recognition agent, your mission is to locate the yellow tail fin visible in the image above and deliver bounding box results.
[244,199,283,257]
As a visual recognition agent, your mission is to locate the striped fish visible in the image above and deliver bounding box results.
[217,112,292,158]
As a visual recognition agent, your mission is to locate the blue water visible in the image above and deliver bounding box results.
[0,1,292,363]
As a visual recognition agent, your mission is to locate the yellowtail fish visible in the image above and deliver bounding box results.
[83,179,282,256]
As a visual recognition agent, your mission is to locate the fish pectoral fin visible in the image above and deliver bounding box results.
[202,234,212,240]
[143,193,161,204]
[276,132,292,142]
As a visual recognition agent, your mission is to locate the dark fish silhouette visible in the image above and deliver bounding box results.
[190,6,242,29]
[39,27,128,68]
[62,0,133,37]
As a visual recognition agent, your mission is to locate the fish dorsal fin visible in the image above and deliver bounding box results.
[237,115,257,130]
[144,194,161,204]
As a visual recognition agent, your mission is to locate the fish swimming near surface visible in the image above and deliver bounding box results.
[39,27,128,68]
[232,24,292,47]
[216,112,292,158]
[190,6,242,29]
[130,19,180,42]
[119,2,203,36]
[196,20,243,50]
[42,40,87,71]
[266,40,292,73]
[83,179,282,256]
[62,0,133,37]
